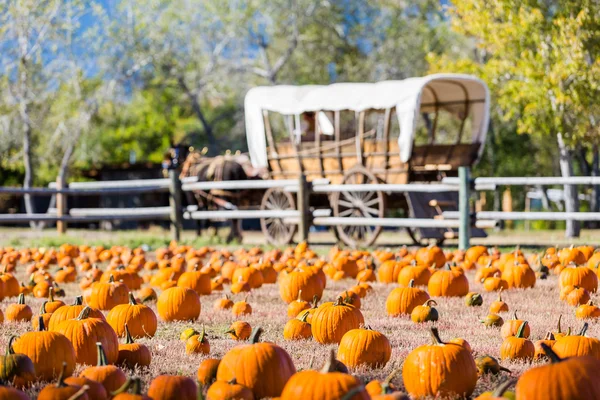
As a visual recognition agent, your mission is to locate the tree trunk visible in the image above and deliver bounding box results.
[557,133,580,237]
[177,77,217,155]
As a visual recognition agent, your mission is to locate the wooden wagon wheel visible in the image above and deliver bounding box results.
[260,187,297,245]
[331,167,384,248]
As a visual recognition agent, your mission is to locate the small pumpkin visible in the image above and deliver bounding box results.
[337,326,391,369]
[185,325,210,355]
[475,355,511,375]
[287,290,310,318]
[283,312,312,341]
[206,378,254,400]
[44,286,66,313]
[80,342,127,394]
[500,321,534,360]
[481,314,504,328]
[88,275,129,311]
[37,362,88,400]
[197,358,220,385]
[226,321,252,341]
[312,297,364,344]
[0,336,35,387]
[232,298,253,317]
[489,289,509,313]
[465,292,483,306]
[386,279,430,316]
[533,332,556,360]
[5,293,32,322]
[410,299,439,323]
[428,264,469,297]
[213,294,234,310]
[576,300,600,320]
[117,324,152,368]
[157,287,201,322]
[63,376,107,400]
[500,311,531,338]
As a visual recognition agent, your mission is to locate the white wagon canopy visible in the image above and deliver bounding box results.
[245,73,490,184]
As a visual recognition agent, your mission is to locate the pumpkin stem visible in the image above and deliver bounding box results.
[539,343,562,363]
[48,286,55,302]
[73,296,83,306]
[128,292,137,305]
[296,290,303,302]
[556,314,562,333]
[580,322,589,336]
[124,324,135,344]
[334,296,345,306]
[56,362,68,387]
[249,327,264,344]
[17,293,25,305]
[199,325,206,343]
[424,299,437,307]
[320,350,337,373]
[109,275,115,283]
[544,331,555,340]
[311,295,319,308]
[443,263,451,270]
[95,342,108,366]
[491,379,515,397]
[37,315,46,332]
[497,287,503,302]
[67,385,89,400]
[512,311,518,320]
[76,306,92,320]
[40,300,48,314]
[408,279,415,288]
[298,311,310,323]
[429,327,445,345]
[516,321,528,339]
[6,336,17,355]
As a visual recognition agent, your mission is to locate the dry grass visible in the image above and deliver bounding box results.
[0,246,591,399]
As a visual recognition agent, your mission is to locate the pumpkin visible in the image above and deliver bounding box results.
[42,286,65,313]
[397,262,431,287]
[365,368,401,397]
[48,296,105,331]
[37,362,88,400]
[500,312,531,338]
[534,332,556,360]
[475,263,501,283]
[553,322,600,359]
[559,245,586,265]
[576,300,600,319]
[177,264,212,295]
[416,245,446,268]
[232,265,264,289]
[0,384,29,400]
[465,292,483,306]
[157,287,201,322]
[516,343,600,399]
[312,297,364,344]
[552,314,570,339]
[197,358,220,385]
[386,280,430,316]
[410,299,439,323]
[32,301,53,331]
[232,298,253,317]
[279,267,325,304]
[501,261,536,289]
[565,286,591,306]
[147,375,198,400]
[206,379,254,400]
[475,355,510,375]
[489,289,509,313]
[216,346,246,383]
[296,295,319,324]
[377,257,407,283]
[186,325,210,355]
[112,378,151,400]
[6,293,32,322]
[180,327,199,341]
[64,376,108,400]
[481,314,504,328]
[287,290,310,318]
[107,292,157,338]
[559,263,598,293]
[231,327,296,399]
[13,317,76,381]
[226,321,252,340]
[0,336,35,387]
[280,350,369,400]
[54,306,119,366]
[402,327,477,398]
[213,294,234,310]
[337,326,391,369]
[283,312,312,340]
[88,275,129,311]
[137,287,157,302]
[475,379,515,400]
[80,342,127,394]
[500,321,534,360]
[428,265,469,297]
[465,246,488,264]
[117,324,152,368]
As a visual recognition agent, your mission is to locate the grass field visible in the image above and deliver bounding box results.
[0,228,598,398]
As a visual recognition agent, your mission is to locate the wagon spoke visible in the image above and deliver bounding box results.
[338,208,354,217]
[364,197,381,207]
[338,199,355,209]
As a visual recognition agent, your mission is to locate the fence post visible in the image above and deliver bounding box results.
[56,177,67,234]
[458,166,471,250]
[168,169,183,241]
[297,174,311,242]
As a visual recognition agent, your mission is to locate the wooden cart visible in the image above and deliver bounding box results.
[245,74,490,247]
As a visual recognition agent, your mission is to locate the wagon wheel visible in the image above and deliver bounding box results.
[260,187,297,245]
[331,167,384,248]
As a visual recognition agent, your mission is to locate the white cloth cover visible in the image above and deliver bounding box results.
[244,74,490,168]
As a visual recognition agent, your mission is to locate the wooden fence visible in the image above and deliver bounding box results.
[1,167,600,248]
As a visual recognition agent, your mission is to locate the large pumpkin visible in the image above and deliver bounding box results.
[552,322,600,359]
[157,287,201,322]
[12,319,76,381]
[402,327,477,398]
[106,292,157,338]
[559,263,598,293]
[88,275,129,311]
[337,326,391,369]
[54,306,119,365]
[280,350,369,399]
[231,327,296,399]
[385,280,430,316]
[428,265,469,297]
[416,245,446,268]
[279,267,325,304]
[501,261,536,289]
[516,343,600,399]
[311,297,364,344]
[397,263,431,287]
[48,296,105,331]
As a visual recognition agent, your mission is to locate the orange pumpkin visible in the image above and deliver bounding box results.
[489,289,509,313]
[501,261,536,289]
[147,375,198,400]
[500,312,531,338]
[386,279,430,316]
[197,358,220,386]
[312,297,364,344]
[80,342,127,394]
[500,321,535,360]
[48,296,105,331]
[185,326,210,355]
[0,336,35,388]
[117,324,151,368]
[5,294,32,322]
[107,292,157,338]
[157,287,201,322]
[428,265,469,297]
[88,275,129,311]
[559,263,598,293]
[553,322,600,359]
[576,300,600,320]
[37,362,87,400]
[534,332,556,360]
[337,326,391,368]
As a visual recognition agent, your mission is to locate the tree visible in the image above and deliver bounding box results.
[428,0,600,237]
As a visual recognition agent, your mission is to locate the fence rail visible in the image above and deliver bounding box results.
[1,168,600,247]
